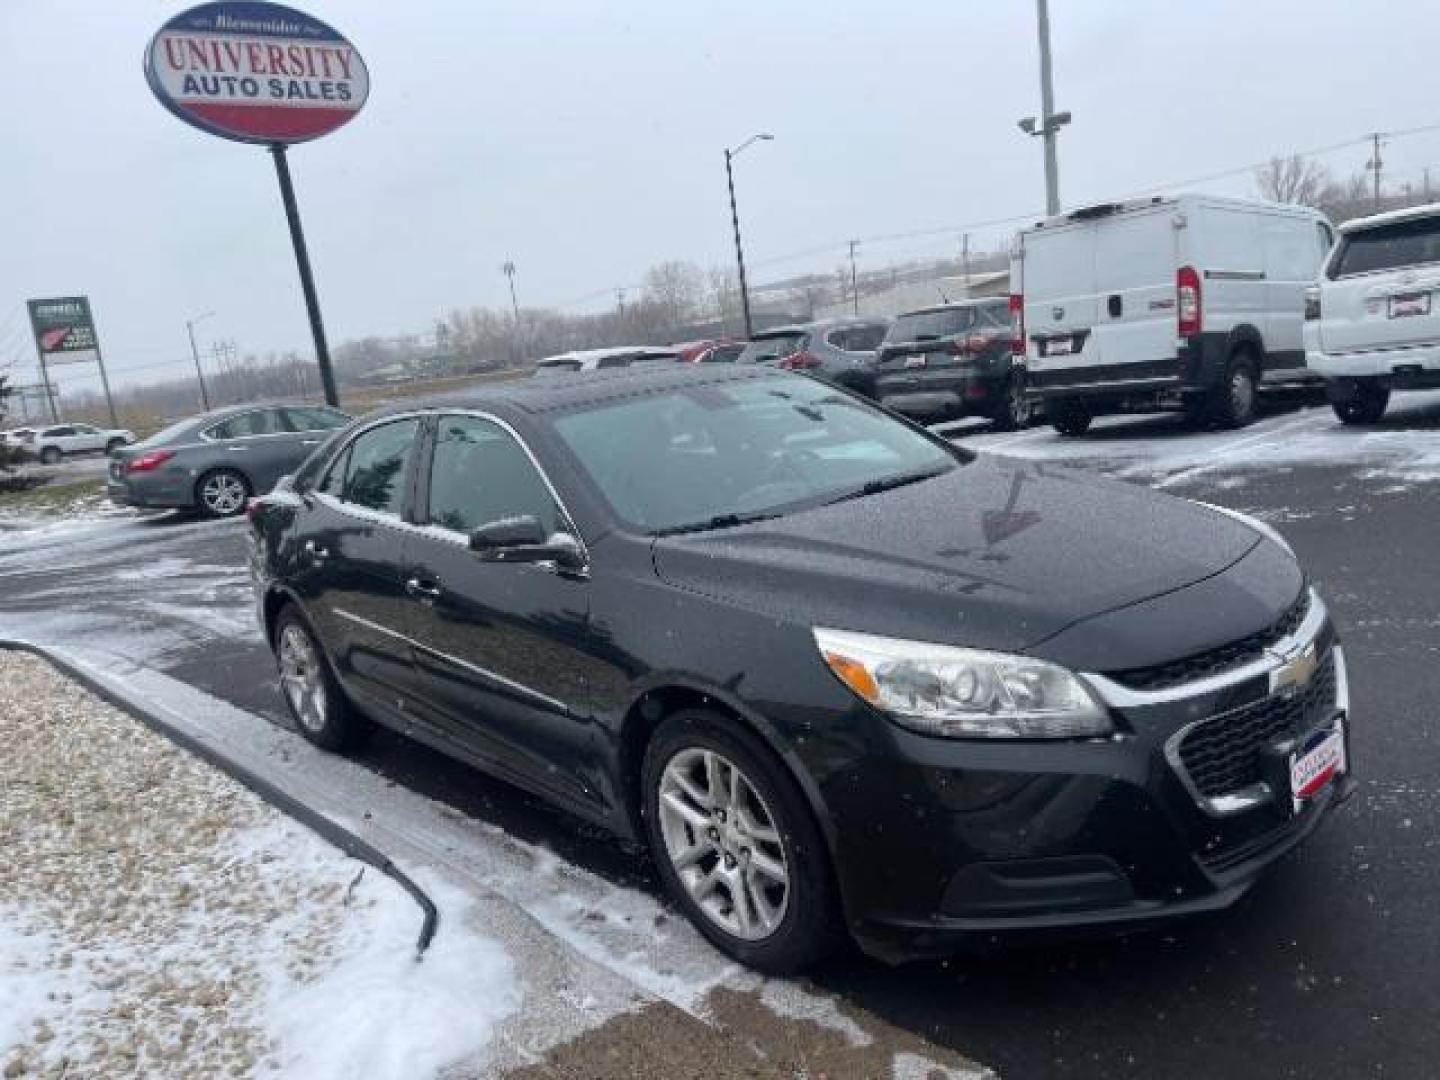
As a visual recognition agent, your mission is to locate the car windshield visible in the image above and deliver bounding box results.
[737,333,806,364]
[885,305,1005,342]
[550,375,959,533]
[1332,216,1440,277]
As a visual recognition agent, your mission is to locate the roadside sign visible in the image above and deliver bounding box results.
[27,297,98,365]
[25,296,117,426]
[144,1,370,145]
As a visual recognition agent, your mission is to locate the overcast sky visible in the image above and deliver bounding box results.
[4,0,1439,395]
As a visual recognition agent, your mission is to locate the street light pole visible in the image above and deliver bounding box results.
[1035,0,1061,216]
[502,260,520,323]
[186,311,214,412]
[725,133,773,339]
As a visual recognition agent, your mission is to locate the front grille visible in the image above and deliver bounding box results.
[1177,650,1337,798]
[1108,590,1310,691]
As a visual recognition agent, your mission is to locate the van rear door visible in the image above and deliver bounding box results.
[1320,214,1440,354]
[1091,206,1178,376]
[1020,220,1103,378]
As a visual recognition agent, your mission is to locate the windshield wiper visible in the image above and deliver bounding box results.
[651,510,784,537]
[822,466,950,506]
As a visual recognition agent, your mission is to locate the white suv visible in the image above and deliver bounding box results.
[1305,202,1440,424]
[28,423,136,464]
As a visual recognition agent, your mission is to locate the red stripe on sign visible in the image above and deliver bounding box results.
[184,102,359,141]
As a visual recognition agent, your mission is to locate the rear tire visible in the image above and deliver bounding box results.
[642,709,840,973]
[195,468,251,518]
[273,606,371,752]
[1210,352,1259,429]
[1050,399,1093,437]
[990,371,1033,432]
[40,447,61,465]
[1331,380,1390,425]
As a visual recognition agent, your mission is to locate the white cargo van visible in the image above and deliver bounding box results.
[1009,195,1334,435]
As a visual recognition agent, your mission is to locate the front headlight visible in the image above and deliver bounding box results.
[813,627,1112,739]
[1193,501,1295,559]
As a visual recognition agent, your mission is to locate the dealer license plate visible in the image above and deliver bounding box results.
[1044,336,1074,357]
[1388,292,1431,319]
[1289,720,1346,812]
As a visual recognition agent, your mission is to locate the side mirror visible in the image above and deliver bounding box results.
[469,515,586,570]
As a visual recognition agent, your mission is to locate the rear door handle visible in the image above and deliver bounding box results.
[405,577,443,600]
[304,540,330,561]
[300,438,322,446]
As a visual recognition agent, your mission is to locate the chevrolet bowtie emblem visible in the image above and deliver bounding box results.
[1269,641,1318,695]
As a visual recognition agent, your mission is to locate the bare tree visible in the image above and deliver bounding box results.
[1256,155,1333,206]
[642,261,706,326]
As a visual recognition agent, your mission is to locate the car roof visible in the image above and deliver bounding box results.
[895,299,1005,317]
[366,362,788,421]
[1338,200,1440,233]
[753,317,890,338]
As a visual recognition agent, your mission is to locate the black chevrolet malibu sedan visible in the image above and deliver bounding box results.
[247,365,1352,972]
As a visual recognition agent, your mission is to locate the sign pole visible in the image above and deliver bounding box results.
[36,354,59,423]
[90,303,120,428]
[269,144,341,409]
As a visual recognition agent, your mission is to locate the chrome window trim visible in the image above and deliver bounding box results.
[332,608,570,714]
[1082,589,1328,709]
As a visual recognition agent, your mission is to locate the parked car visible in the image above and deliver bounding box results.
[736,318,890,397]
[675,339,744,364]
[26,422,135,463]
[249,364,1351,972]
[1304,202,1440,423]
[1012,195,1334,435]
[108,403,350,518]
[873,299,1031,428]
[1,427,35,449]
[534,346,679,376]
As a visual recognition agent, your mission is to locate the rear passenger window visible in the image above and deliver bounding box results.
[828,325,887,352]
[207,410,285,439]
[284,407,348,432]
[340,420,419,516]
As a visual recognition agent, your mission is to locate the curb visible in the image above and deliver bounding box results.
[0,639,439,958]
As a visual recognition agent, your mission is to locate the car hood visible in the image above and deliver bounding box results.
[652,455,1266,660]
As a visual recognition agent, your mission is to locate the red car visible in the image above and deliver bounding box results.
[674,339,744,364]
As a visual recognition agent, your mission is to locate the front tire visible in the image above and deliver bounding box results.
[195,468,250,518]
[1050,399,1093,437]
[642,709,839,973]
[1210,353,1259,429]
[274,607,371,752]
[1331,380,1390,425]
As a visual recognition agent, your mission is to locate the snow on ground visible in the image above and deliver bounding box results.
[0,651,517,1079]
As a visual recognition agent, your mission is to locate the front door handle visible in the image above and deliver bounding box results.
[300,438,322,446]
[405,577,443,601]
[304,540,330,562]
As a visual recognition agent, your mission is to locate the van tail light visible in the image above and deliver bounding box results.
[780,350,822,370]
[1177,266,1202,338]
[125,449,174,473]
[1008,294,1025,356]
[1304,286,1322,322]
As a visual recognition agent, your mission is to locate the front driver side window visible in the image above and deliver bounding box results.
[427,416,561,536]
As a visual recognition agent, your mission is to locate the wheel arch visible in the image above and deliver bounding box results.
[615,675,840,859]
[1224,323,1266,367]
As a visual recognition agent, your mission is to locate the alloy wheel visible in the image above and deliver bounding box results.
[1229,367,1256,423]
[278,623,328,735]
[201,472,247,516]
[656,747,790,941]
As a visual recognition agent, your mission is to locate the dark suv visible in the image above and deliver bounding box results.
[736,318,890,397]
[874,300,1031,428]
[250,365,1352,972]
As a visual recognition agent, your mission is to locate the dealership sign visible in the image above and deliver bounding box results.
[144,1,369,144]
[27,297,99,365]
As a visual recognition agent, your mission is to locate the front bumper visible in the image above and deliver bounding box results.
[811,594,1353,963]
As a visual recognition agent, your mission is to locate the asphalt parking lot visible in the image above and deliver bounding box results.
[3,395,1438,1078]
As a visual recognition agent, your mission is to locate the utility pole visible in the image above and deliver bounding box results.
[1368,132,1386,212]
[848,240,860,316]
[1424,167,1432,201]
[724,133,774,338]
[502,260,520,323]
[961,233,971,296]
[186,313,213,412]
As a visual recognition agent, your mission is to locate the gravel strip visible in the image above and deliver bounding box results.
[0,651,386,1078]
